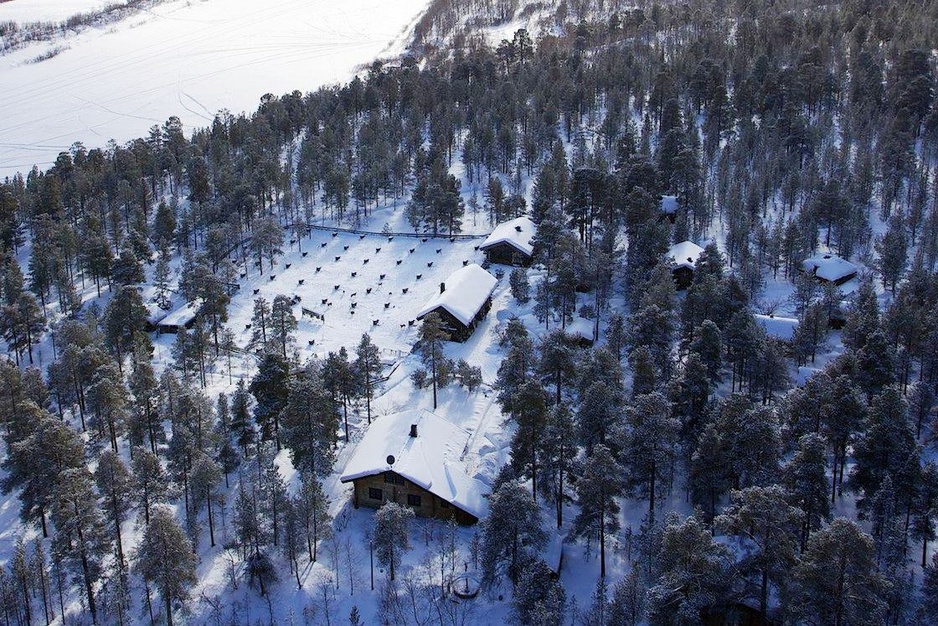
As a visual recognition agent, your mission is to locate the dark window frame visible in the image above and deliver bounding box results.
[368,487,383,501]
[407,494,422,507]
[384,473,404,486]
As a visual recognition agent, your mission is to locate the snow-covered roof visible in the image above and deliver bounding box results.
[340,409,488,519]
[801,254,858,283]
[159,300,199,328]
[566,317,595,342]
[479,216,536,257]
[146,302,169,325]
[666,241,705,270]
[660,195,678,214]
[753,314,799,341]
[416,264,497,327]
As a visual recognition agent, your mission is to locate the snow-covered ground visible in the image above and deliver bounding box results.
[0,0,429,178]
[0,0,114,23]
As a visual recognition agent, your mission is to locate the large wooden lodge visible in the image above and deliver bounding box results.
[339,409,487,525]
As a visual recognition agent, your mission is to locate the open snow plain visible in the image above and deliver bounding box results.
[0,0,429,178]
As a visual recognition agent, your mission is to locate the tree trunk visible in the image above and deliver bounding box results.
[207,490,216,547]
[760,569,768,626]
[649,457,656,526]
[164,588,173,626]
[599,504,606,578]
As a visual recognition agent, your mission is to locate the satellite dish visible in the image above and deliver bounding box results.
[386,455,396,465]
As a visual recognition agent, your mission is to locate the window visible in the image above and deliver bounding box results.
[368,488,383,501]
[407,494,422,507]
[384,473,404,485]
[439,499,450,508]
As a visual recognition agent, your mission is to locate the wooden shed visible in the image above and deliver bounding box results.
[666,241,705,289]
[155,301,199,334]
[416,264,498,342]
[479,216,536,266]
[801,254,858,285]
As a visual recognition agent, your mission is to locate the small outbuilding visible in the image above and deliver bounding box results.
[416,264,498,342]
[666,240,705,289]
[145,302,170,332]
[753,314,799,343]
[340,409,488,525]
[479,216,536,266]
[156,301,199,334]
[801,254,858,285]
[660,195,679,223]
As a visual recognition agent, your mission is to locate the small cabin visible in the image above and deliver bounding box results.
[666,241,705,289]
[753,314,799,343]
[155,301,199,334]
[479,216,536,266]
[416,264,498,342]
[340,409,487,524]
[801,254,858,285]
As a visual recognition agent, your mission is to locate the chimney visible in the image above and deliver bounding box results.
[515,225,522,232]
[440,282,446,294]
[409,424,418,438]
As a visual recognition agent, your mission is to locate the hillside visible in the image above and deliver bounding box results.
[1,0,938,625]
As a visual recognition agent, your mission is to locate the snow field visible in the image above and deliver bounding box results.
[0,0,114,24]
[0,0,431,178]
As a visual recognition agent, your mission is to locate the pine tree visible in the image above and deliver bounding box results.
[919,553,938,622]
[573,444,624,577]
[136,506,197,626]
[250,352,290,451]
[608,571,644,626]
[417,312,449,409]
[480,479,546,586]
[270,294,298,360]
[541,404,575,528]
[715,486,801,622]
[509,267,530,304]
[850,385,919,515]
[129,349,162,454]
[189,453,223,548]
[646,514,733,625]
[495,317,535,412]
[297,471,331,563]
[537,330,576,405]
[578,380,620,453]
[623,392,679,525]
[373,502,414,581]
[87,363,128,453]
[51,467,108,625]
[783,433,831,551]
[250,297,271,353]
[281,369,338,477]
[513,558,565,626]
[95,450,134,570]
[507,380,549,500]
[132,447,167,526]
[11,536,33,625]
[786,518,889,626]
[2,408,85,537]
[230,379,255,455]
[912,461,938,567]
[354,333,382,425]
[323,347,357,441]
